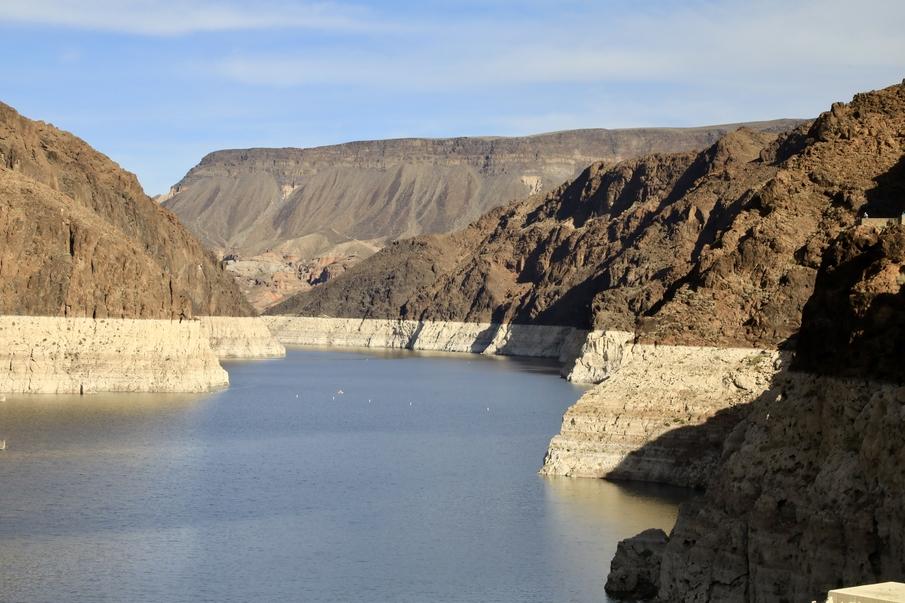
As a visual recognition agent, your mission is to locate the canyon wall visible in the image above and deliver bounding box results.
[165,121,801,259]
[0,101,251,319]
[541,344,781,488]
[603,99,905,601]
[0,316,228,394]
[264,316,586,363]
[165,121,800,310]
[199,316,286,359]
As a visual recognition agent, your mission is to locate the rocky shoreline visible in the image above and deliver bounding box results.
[541,343,782,488]
[264,315,589,366]
[0,316,284,394]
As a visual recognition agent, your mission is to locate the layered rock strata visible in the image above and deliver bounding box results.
[541,344,781,488]
[199,316,286,359]
[263,316,586,362]
[0,316,228,394]
[644,373,905,602]
[165,121,801,259]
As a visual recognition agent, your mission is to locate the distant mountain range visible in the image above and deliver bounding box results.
[162,120,802,309]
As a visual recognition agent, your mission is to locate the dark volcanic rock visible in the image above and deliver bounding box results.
[794,225,905,383]
[606,82,905,602]
[605,529,669,600]
[269,127,788,334]
[274,82,905,355]
[0,102,252,318]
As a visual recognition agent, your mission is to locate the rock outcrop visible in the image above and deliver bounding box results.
[199,316,286,358]
[604,83,905,602]
[269,125,801,340]
[0,316,228,393]
[0,101,251,319]
[166,121,801,310]
[639,373,905,602]
[540,344,781,487]
[263,316,585,362]
[605,529,670,600]
[0,102,273,393]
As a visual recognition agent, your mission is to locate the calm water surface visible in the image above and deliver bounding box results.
[0,348,689,603]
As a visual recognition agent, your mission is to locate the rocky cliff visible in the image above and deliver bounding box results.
[165,121,800,310]
[270,126,810,343]
[261,81,905,602]
[0,102,285,394]
[0,101,252,319]
[602,84,905,602]
[272,83,902,352]
[0,316,228,393]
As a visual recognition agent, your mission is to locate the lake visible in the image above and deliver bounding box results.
[0,348,688,602]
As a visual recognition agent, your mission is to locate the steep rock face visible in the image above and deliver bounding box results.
[540,344,781,487]
[270,127,789,330]
[642,84,905,347]
[794,225,905,382]
[164,122,800,259]
[606,529,670,600]
[274,83,905,354]
[0,102,251,319]
[653,373,905,602]
[263,316,586,360]
[610,85,905,601]
[0,316,228,393]
[198,317,286,359]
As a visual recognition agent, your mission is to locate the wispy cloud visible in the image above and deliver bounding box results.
[0,0,382,35]
[211,0,905,90]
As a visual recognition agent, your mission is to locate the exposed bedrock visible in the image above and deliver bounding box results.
[0,316,228,394]
[540,344,782,488]
[611,372,905,602]
[263,316,587,363]
[199,316,286,359]
[605,528,669,600]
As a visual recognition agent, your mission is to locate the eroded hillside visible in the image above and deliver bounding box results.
[0,102,252,319]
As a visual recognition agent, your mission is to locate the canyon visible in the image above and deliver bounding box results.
[163,121,800,310]
[2,75,903,601]
[273,81,905,601]
[0,102,284,393]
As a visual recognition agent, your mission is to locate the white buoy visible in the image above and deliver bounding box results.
[337,389,344,395]
[0,440,6,451]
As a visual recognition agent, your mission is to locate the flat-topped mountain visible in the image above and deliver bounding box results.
[163,121,800,310]
[272,82,904,352]
[163,122,800,257]
[0,102,252,319]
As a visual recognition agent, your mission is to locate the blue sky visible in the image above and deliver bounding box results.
[1,0,904,195]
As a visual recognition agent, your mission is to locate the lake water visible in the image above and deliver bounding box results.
[0,348,688,603]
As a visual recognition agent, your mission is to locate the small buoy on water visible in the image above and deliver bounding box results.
[337,389,344,395]
[0,440,6,451]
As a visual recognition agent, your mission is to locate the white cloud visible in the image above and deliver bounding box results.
[210,0,905,90]
[0,0,381,35]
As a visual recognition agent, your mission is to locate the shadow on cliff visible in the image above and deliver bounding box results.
[462,321,580,357]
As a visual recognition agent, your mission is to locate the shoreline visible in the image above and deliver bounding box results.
[0,315,284,394]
